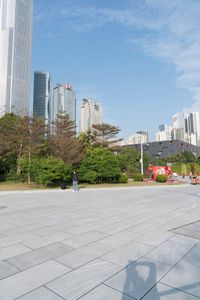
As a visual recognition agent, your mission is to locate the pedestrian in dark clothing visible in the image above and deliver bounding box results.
[72,171,79,191]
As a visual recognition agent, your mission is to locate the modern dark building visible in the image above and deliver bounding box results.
[33,71,52,126]
[129,140,200,158]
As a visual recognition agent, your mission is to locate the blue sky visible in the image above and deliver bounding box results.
[32,0,200,141]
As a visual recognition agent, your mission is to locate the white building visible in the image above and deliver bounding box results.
[0,0,33,115]
[184,112,200,146]
[51,83,76,124]
[80,98,103,133]
[156,124,173,142]
[172,113,184,141]
[126,132,148,145]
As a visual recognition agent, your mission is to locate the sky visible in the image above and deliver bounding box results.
[32,0,200,141]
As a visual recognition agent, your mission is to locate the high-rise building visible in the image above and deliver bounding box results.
[126,131,148,145]
[172,113,184,141]
[51,83,76,124]
[33,71,52,126]
[0,0,33,115]
[184,112,200,146]
[156,124,172,142]
[80,98,103,133]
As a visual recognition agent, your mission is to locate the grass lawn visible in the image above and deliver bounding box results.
[0,180,184,191]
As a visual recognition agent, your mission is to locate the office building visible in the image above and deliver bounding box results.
[184,112,200,146]
[126,131,148,145]
[51,83,76,124]
[172,113,184,141]
[156,124,173,142]
[33,71,52,126]
[0,0,33,115]
[80,98,103,133]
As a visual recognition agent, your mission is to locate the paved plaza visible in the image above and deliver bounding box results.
[0,185,200,299]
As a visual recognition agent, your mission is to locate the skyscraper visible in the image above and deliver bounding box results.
[184,112,200,146]
[80,98,103,133]
[33,71,52,126]
[0,0,33,115]
[51,83,76,124]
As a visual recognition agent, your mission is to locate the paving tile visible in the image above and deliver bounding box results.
[97,221,132,235]
[0,261,19,280]
[143,282,199,300]
[80,284,134,300]
[169,234,199,247]
[61,230,108,249]
[187,243,200,260]
[22,232,72,249]
[0,244,31,261]
[102,241,153,267]
[17,286,63,300]
[55,240,113,269]
[105,258,170,300]
[161,255,200,298]
[46,259,121,300]
[144,240,194,266]
[0,232,40,249]
[134,230,174,247]
[0,260,71,300]
[173,228,200,240]
[7,242,74,270]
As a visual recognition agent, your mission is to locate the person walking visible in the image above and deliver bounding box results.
[72,171,79,192]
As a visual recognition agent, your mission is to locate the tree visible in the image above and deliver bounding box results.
[116,147,140,175]
[79,131,95,149]
[0,113,19,176]
[20,157,72,186]
[0,113,47,182]
[78,147,121,183]
[182,151,197,162]
[50,111,84,165]
[92,123,122,147]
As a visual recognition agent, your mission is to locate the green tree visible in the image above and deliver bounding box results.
[92,123,122,147]
[78,147,121,183]
[79,131,95,149]
[50,111,84,165]
[0,113,19,177]
[116,147,140,176]
[182,151,197,162]
[20,157,72,186]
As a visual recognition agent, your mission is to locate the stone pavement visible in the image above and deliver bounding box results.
[0,185,200,299]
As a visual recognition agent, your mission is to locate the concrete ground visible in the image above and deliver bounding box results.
[0,184,200,299]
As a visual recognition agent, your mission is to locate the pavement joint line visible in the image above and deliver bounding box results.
[141,239,200,299]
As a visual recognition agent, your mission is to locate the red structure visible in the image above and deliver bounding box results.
[147,165,172,181]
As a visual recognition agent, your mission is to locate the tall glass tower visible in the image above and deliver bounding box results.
[51,83,76,124]
[33,71,52,126]
[0,0,33,115]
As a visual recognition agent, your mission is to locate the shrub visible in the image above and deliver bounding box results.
[20,157,72,186]
[117,174,128,183]
[78,147,121,183]
[133,173,144,181]
[156,174,168,182]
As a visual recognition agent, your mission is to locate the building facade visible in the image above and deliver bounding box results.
[80,98,103,133]
[156,124,173,142]
[126,131,148,145]
[0,0,33,115]
[184,112,200,146]
[51,83,76,124]
[33,71,52,126]
[130,140,200,159]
